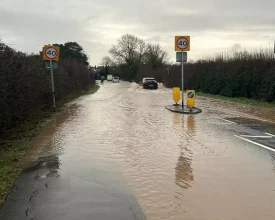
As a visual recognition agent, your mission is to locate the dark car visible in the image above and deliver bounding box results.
[142,78,158,90]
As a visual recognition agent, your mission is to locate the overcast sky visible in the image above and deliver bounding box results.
[1,0,275,65]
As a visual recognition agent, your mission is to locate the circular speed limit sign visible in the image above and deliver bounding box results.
[177,37,188,49]
[175,36,190,51]
[46,47,58,59]
[43,45,60,61]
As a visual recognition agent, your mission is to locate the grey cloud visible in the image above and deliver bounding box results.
[106,4,275,34]
[145,36,162,43]
[0,5,103,62]
[1,0,275,65]
[0,8,84,40]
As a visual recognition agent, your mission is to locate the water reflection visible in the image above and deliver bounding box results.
[174,114,195,191]
[175,154,194,190]
[172,113,183,135]
[187,115,195,137]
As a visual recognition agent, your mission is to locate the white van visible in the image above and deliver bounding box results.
[107,75,113,81]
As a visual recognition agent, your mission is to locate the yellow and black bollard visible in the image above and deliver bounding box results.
[166,88,201,114]
[173,87,180,105]
[186,90,195,110]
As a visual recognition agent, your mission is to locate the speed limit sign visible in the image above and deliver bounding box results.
[43,45,60,61]
[175,36,190,51]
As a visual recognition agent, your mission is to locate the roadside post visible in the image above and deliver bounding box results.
[165,36,201,114]
[167,66,170,76]
[43,45,60,112]
[173,87,180,105]
[186,90,195,110]
[175,36,190,109]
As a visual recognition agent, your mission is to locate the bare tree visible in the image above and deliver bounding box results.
[109,34,148,79]
[144,43,168,69]
[101,56,112,66]
[109,34,147,65]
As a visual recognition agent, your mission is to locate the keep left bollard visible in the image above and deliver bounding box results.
[186,90,195,109]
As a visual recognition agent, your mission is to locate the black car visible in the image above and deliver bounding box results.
[142,78,158,90]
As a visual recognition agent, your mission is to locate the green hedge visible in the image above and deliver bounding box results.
[0,43,94,138]
[163,52,275,103]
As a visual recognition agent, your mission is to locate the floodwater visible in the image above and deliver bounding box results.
[20,82,275,219]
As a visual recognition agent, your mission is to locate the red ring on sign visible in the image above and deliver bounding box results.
[176,37,189,50]
[45,47,58,59]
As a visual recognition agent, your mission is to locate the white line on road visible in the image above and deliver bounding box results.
[234,135,275,152]
[265,133,275,137]
[211,122,235,125]
[218,118,236,124]
[240,135,273,138]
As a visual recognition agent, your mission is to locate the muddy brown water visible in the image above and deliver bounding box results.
[23,82,275,220]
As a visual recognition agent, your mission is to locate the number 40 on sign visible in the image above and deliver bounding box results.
[175,36,190,51]
[43,45,60,62]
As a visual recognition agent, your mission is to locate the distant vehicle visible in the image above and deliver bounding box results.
[141,77,158,90]
[112,76,120,83]
[107,75,113,81]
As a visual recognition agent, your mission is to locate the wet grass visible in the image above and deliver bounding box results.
[0,84,99,207]
[87,84,100,94]
[197,92,275,108]
[0,112,48,206]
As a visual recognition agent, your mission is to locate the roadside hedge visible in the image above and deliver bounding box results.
[159,50,275,102]
[0,42,94,138]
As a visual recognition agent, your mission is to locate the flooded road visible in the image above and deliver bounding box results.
[1,82,275,220]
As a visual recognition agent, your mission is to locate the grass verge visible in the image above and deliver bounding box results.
[197,92,275,108]
[0,83,99,207]
[87,84,100,94]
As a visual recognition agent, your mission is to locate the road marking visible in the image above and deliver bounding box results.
[218,118,236,124]
[265,132,275,137]
[234,135,275,152]
[240,135,273,138]
[211,122,234,125]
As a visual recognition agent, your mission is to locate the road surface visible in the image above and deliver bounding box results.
[1,82,275,220]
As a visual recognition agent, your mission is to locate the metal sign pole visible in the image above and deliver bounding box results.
[181,51,184,109]
[50,60,56,112]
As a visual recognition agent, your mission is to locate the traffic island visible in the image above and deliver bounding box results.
[168,88,202,114]
[165,104,202,114]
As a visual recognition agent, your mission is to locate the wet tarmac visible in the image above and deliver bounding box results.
[1,82,275,220]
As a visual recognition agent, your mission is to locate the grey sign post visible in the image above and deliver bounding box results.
[45,60,58,111]
[181,52,184,109]
[176,52,187,109]
[49,60,56,112]
[43,45,60,112]
[175,36,190,109]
